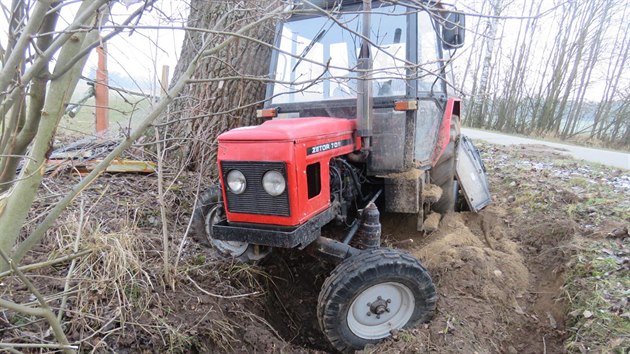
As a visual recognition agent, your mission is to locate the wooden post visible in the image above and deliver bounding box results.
[95,44,109,134]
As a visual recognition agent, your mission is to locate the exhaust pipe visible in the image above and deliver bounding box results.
[356,0,373,149]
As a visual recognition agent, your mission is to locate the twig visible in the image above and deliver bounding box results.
[231,309,282,340]
[75,310,120,346]
[155,126,172,288]
[174,153,207,271]
[57,198,85,321]
[3,346,24,354]
[186,274,260,299]
[0,249,92,279]
[0,343,78,350]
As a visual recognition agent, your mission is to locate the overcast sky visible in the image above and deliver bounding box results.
[0,0,187,96]
[0,1,626,101]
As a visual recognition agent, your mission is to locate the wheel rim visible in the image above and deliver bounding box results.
[347,282,415,340]
[204,206,248,257]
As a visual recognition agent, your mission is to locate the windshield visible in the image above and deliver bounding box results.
[270,4,409,104]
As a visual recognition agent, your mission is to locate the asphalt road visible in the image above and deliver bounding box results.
[462,128,630,170]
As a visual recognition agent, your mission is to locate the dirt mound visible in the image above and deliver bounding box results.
[407,209,529,353]
[257,203,571,354]
[415,210,529,306]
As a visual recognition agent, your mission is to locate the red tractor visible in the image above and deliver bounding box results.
[193,0,490,352]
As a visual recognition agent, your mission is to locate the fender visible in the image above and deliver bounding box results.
[431,98,461,166]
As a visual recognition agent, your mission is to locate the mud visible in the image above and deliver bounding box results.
[256,202,570,354]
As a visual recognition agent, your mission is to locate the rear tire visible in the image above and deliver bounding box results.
[317,248,437,353]
[192,185,269,262]
[431,115,460,214]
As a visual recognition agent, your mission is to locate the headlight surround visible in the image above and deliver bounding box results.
[262,170,286,196]
[226,170,246,194]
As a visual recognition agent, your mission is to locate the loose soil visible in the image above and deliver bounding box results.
[1,142,627,353]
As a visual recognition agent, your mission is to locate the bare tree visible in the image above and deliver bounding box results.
[462,0,629,149]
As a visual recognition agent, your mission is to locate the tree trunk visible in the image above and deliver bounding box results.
[166,0,278,172]
[471,3,501,128]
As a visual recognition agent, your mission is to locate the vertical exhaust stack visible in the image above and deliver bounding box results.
[356,0,373,149]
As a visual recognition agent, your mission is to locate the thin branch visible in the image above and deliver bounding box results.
[0,343,78,350]
[187,275,260,299]
[0,249,92,279]
[50,0,157,80]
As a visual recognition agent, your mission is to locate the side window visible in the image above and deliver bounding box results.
[418,11,443,92]
[307,163,321,199]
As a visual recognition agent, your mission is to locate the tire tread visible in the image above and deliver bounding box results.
[317,248,437,352]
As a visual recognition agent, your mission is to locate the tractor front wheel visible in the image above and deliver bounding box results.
[317,248,437,352]
[192,186,269,262]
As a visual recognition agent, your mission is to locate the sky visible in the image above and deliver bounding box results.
[0,0,627,102]
[0,0,187,96]
[451,0,630,102]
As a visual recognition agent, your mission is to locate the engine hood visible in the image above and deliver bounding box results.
[218,117,356,142]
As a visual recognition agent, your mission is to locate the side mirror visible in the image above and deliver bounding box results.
[441,11,465,49]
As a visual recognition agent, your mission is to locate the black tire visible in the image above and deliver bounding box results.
[317,248,437,353]
[191,185,269,262]
[431,115,460,213]
[454,180,470,212]
[192,185,223,247]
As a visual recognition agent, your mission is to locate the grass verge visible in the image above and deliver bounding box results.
[565,240,630,353]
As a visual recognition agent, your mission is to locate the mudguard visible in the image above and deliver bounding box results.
[456,135,491,212]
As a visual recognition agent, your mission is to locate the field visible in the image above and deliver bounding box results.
[0,139,628,353]
[58,85,153,138]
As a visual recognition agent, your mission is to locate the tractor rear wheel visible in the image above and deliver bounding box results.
[192,185,269,262]
[317,248,436,352]
[431,115,460,213]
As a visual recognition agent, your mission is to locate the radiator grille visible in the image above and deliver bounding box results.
[221,161,290,216]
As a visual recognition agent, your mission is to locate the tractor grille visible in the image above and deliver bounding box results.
[221,161,290,217]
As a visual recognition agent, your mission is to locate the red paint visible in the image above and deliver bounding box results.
[431,98,461,166]
[217,117,360,227]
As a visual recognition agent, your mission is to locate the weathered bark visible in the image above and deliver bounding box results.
[167,0,279,171]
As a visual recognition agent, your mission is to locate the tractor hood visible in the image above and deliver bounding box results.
[218,117,356,142]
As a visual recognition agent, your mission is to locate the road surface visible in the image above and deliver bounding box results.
[462,128,630,170]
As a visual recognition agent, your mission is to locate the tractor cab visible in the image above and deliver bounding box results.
[267,1,448,109]
[262,0,464,172]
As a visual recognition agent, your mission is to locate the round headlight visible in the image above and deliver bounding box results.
[226,170,246,194]
[262,170,286,196]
